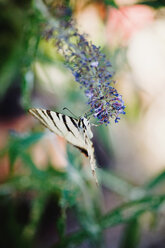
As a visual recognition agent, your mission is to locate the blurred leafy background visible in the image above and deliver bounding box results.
[0,0,165,247]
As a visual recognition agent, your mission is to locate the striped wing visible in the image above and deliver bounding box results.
[29,108,98,185]
[29,108,87,151]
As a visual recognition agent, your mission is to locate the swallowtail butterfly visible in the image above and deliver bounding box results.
[29,108,98,185]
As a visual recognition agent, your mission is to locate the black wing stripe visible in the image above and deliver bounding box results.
[73,145,88,157]
[62,114,75,136]
[81,118,86,129]
[78,119,81,128]
[42,110,47,117]
[78,118,86,129]
[69,117,78,128]
[56,112,60,119]
[32,109,47,127]
[46,110,62,134]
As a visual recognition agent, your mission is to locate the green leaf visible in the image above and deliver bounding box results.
[8,145,19,171]
[52,195,165,248]
[101,195,165,229]
[20,153,45,178]
[144,171,165,190]
[8,132,43,170]
[98,168,134,197]
[139,0,165,9]
[10,132,43,150]
[119,220,140,248]
[22,194,47,242]
[104,0,118,8]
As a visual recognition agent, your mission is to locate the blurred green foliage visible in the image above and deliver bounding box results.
[0,0,42,98]
[140,0,165,8]
[1,0,165,248]
[1,132,165,248]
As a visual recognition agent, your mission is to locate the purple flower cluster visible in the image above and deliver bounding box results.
[44,19,125,125]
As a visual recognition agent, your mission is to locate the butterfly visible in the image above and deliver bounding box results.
[29,108,98,185]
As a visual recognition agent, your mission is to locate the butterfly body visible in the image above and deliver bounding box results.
[29,108,98,184]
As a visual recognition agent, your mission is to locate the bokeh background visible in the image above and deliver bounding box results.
[0,0,165,248]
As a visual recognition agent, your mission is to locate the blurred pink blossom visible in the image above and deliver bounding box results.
[106,5,154,45]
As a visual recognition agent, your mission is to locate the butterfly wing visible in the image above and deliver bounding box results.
[29,108,87,151]
[29,108,98,185]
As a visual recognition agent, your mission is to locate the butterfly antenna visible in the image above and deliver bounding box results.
[63,107,78,118]
[83,110,92,120]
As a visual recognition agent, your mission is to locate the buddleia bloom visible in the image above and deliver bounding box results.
[44,10,125,125]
